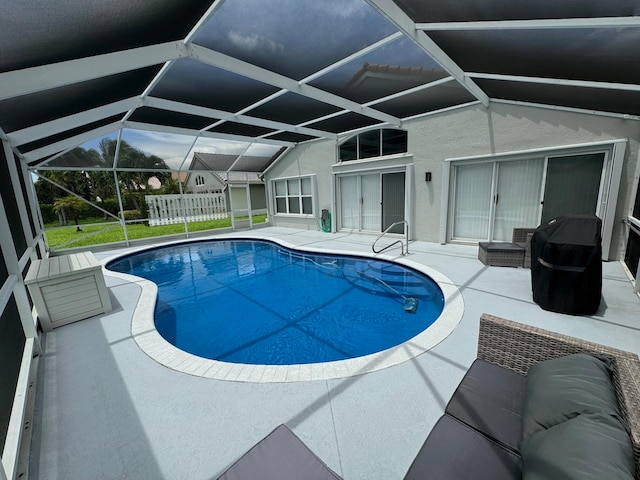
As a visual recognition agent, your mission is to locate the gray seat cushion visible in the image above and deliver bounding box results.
[445,358,526,453]
[218,424,342,480]
[521,412,635,480]
[403,414,521,480]
[521,353,620,441]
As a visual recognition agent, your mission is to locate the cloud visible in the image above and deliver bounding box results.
[228,31,285,55]
[121,130,196,169]
[77,129,280,171]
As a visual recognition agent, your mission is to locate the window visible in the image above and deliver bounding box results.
[339,129,407,161]
[273,176,314,215]
[195,175,205,186]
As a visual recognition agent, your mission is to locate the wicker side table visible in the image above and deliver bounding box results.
[478,242,526,267]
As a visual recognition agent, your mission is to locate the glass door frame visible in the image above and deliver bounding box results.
[332,156,414,238]
[228,184,252,230]
[442,140,626,259]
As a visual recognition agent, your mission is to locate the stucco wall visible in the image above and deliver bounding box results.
[266,140,336,231]
[265,102,640,259]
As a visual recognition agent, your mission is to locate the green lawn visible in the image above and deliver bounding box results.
[45,215,268,250]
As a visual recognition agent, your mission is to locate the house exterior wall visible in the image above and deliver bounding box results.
[266,141,336,230]
[185,172,225,194]
[265,102,640,260]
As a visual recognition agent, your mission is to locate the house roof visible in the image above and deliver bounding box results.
[2,0,640,173]
[188,149,282,173]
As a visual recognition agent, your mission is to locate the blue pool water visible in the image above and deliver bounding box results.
[107,239,445,365]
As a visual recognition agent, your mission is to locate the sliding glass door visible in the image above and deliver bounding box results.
[452,162,493,239]
[451,152,604,242]
[339,172,405,233]
[541,153,604,224]
[382,172,406,234]
[493,158,544,241]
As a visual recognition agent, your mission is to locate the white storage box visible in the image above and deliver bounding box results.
[25,251,112,331]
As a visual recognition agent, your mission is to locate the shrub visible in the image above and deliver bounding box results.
[99,198,121,216]
[120,210,143,221]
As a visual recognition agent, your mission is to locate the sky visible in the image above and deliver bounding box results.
[80,129,280,170]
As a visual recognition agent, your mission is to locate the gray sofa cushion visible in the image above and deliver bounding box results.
[445,359,526,453]
[218,424,342,480]
[521,412,635,480]
[521,353,620,441]
[403,414,521,480]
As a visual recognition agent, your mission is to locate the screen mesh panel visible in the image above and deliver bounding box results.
[0,296,26,454]
[0,148,27,256]
[0,0,212,72]
[192,0,396,80]
[309,36,447,104]
[430,28,640,85]
[247,92,342,125]
[0,67,161,133]
[149,58,280,113]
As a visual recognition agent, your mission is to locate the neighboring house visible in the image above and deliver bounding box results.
[183,152,272,212]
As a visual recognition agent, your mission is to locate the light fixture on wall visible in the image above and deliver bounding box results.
[425,172,432,182]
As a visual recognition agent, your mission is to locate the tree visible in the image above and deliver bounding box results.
[88,170,116,202]
[35,168,92,200]
[161,177,182,194]
[53,196,87,232]
[99,139,171,216]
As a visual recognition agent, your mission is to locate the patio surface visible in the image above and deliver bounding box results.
[28,227,640,480]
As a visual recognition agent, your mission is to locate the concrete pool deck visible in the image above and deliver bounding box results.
[28,227,640,480]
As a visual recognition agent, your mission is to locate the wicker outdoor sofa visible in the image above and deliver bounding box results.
[404,313,640,479]
[218,314,639,480]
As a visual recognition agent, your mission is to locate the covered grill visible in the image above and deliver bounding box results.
[531,215,602,315]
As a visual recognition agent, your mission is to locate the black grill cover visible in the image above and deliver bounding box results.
[531,215,602,315]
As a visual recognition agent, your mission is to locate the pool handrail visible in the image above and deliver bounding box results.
[372,220,409,255]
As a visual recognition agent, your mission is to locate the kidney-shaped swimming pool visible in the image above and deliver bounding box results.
[107,239,448,366]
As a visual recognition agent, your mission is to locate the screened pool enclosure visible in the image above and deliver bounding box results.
[2,0,640,479]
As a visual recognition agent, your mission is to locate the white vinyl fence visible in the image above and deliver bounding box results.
[145,193,227,226]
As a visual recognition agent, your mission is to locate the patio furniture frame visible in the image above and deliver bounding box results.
[512,227,536,268]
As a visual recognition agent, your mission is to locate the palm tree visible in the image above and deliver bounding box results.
[100,139,171,216]
[53,196,87,232]
[161,177,182,194]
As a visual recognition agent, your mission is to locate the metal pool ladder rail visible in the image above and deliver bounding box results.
[372,221,409,255]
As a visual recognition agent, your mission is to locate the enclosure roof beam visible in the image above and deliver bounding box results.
[146,97,337,140]
[7,98,139,146]
[22,122,123,163]
[468,72,640,92]
[417,16,640,31]
[0,42,184,101]
[123,121,295,148]
[184,0,228,44]
[365,0,489,107]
